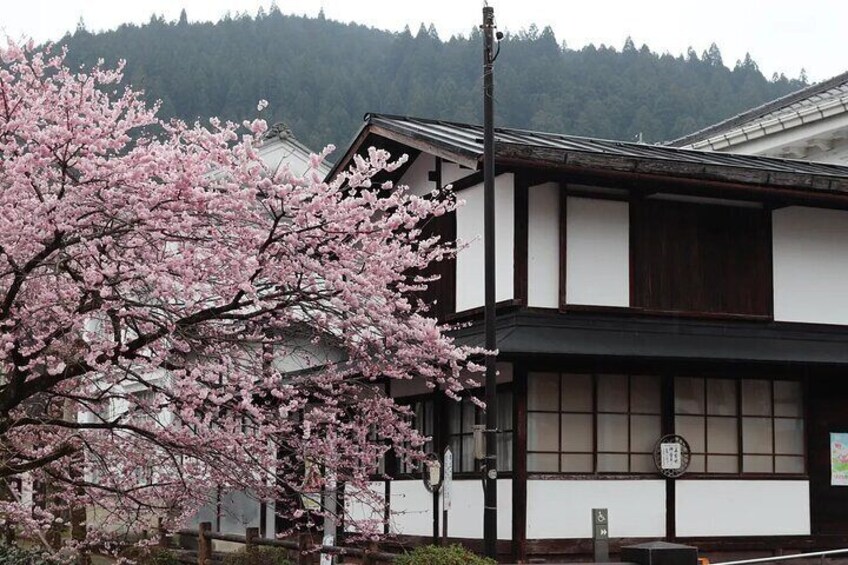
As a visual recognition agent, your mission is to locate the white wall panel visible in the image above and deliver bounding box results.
[345,482,386,533]
[526,480,665,539]
[676,480,810,537]
[389,480,434,536]
[398,154,436,197]
[528,183,560,308]
[456,174,515,311]
[565,197,630,307]
[442,161,474,185]
[445,479,512,539]
[773,206,848,325]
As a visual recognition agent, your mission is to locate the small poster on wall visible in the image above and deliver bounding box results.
[831,433,848,486]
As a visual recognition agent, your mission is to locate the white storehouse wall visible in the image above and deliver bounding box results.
[773,206,848,325]
[565,197,630,307]
[455,174,515,312]
[676,480,810,537]
[526,480,666,539]
[528,182,560,308]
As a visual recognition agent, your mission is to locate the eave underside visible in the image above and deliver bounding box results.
[452,311,848,367]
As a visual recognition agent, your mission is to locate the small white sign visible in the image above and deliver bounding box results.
[443,447,453,510]
[661,442,682,470]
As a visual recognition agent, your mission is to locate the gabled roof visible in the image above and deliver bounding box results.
[667,71,848,148]
[330,113,848,198]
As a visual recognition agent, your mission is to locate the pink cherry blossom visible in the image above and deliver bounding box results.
[0,40,482,557]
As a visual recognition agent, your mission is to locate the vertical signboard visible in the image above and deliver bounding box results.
[592,508,609,562]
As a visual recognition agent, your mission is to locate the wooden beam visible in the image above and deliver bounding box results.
[495,142,848,197]
[514,176,529,306]
[512,362,528,562]
[558,184,568,310]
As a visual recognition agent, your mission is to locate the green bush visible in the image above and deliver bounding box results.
[394,544,496,565]
[221,546,292,565]
[0,543,56,565]
[134,547,181,565]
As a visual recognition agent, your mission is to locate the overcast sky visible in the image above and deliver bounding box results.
[1,1,844,82]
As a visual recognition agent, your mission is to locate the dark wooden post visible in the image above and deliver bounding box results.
[198,522,212,565]
[362,541,378,565]
[297,532,310,565]
[245,526,259,554]
[157,518,168,548]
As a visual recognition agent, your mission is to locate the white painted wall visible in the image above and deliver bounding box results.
[773,206,848,325]
[442,161,475,185]
[528,182,560,308]
[526,480,665,539]
[676,480,810,537]
[398,154,436,197]
[345,482,387,533]
[456,174,515,311]
[446,479,512,539]
[387,479,511,539]
[565,197,630,307]
[389,480,436,536]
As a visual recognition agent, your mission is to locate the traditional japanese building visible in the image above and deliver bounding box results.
[331,113,848,562]
[669,71,848,164]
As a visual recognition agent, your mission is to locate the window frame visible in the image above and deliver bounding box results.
[526,372,662,476]
[674,376,807,478]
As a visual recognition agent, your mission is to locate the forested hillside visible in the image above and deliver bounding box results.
[59,7,806,151]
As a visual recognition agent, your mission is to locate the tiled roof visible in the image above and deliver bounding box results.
[667,71,848,147]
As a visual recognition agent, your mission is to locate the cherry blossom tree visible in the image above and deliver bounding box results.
[0,41,478,557]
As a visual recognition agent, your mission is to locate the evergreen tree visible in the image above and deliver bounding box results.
[55,12,807,150]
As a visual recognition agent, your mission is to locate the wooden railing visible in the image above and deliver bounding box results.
[174,521,398,564]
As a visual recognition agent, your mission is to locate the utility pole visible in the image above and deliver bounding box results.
[482,4,498,560]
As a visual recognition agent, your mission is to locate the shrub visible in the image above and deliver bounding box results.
[221,546,292,565]
[394,544,496,565]
[0,543,56,565]
[135,547,181,565]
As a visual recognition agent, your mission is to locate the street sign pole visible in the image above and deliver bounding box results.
[443,447,453,543]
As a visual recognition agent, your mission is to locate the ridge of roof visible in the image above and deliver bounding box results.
[667,70,848,147]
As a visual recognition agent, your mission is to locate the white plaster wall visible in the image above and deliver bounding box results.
[398,154,436,197]
[676,480,810,537]
[442,161,475,185]
[345,482,387,533]
[565,197,630,307]
[773,206,848,325]
[388,480,436,536]
[528,182,560,308]
[526,480,665,539]
[456,174,515,311]
[445,479,512,539]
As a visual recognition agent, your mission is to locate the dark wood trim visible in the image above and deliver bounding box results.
[562,303,773,322]
[445,170,484,192]
[559,184,568,310]
[514,176,529,306]
[512,363,528,562]
[495,143,848,206]
[565,185,632,201]
[662,374,676,540]
[443,298,523,323]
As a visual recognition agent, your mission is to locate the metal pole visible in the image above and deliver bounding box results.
[482,4,498,560]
